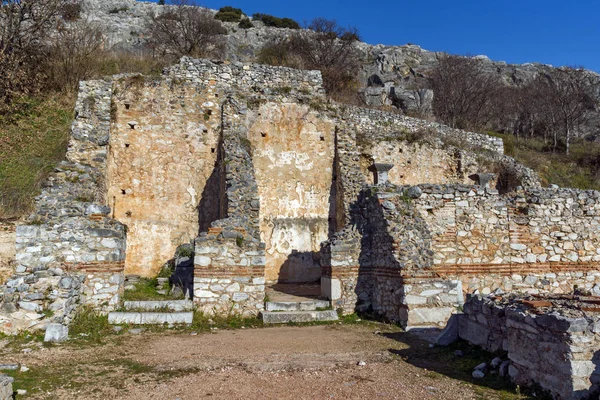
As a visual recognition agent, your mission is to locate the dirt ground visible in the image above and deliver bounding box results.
[1,323,530,400]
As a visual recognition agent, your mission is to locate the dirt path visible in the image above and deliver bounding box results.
[1,324,528,399]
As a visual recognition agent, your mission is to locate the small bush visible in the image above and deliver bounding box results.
[238,18,253,29]
[61,2,82,21]
[108,7,129,14]
[69,307,111,343]
[252,13,300,29]
[215,6,243,22]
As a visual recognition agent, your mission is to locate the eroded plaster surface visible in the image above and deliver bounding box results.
[107,79,221,276]
[248,103,335,282]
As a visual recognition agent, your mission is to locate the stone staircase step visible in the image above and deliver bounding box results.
[108,312,193,325]
[123,300,194,312]
[261,310,338,324]
[265,300,330,312]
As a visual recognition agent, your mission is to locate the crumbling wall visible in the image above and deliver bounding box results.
[413,185,600,296]
[0,81,126,333]
[461,295,600,399]
[247,102,335,283]
[192,99,266,315]
[107,76,221,277]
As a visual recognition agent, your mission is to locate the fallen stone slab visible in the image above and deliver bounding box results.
[44,323,69,343]
[108,312,193,325]
[123,300,194,312]
[261,310,338,324]
[435,313,461,346]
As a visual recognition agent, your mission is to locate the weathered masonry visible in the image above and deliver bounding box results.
[1,58,599,332]
[460,295,600,399]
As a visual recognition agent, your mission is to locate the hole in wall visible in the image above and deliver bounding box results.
[399,148,404,153]
[125,211,132,217]
[320,136,325,141]
[125,103,130,110]
[407,160,411,164]
[211,148,215,153]
[121,189,126,195]
[261,132,267,138]
[125,143,130,148]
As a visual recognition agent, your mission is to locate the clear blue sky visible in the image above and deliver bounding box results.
[150,1,600,72]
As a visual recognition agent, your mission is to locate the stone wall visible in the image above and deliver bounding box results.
[192,98,266,315]
[247,102,335,283]
[0,222,16,284]
[363,141,473,186]
[322,181,600,328]
[344,106,540,191]
[413,186,600,296]
[460,295,600,399]
[0,80,126,333]
[107,75,221,276]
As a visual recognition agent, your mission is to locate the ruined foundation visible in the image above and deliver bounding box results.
[461,294,600,399]
[1,58,599,333]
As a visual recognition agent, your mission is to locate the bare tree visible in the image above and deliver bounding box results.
[0,0,68,110]
[535,68,595,154]
[258,18,361,102]
[147,0,226,60]
[290,18,361,100]
[47,19,104,91]
[430,55,502,130]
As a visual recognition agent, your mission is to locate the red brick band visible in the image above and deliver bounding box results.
[194,264,265,278]
[63,261,125,273]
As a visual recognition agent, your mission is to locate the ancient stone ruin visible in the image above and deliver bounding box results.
[460,294,600,399]
[2,56,600,394]
[0,57,599,389]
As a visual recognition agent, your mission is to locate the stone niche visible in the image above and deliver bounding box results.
[107,78,221,277]
[247,102,335,283]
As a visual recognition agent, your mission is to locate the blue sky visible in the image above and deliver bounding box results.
[150,1,600,72]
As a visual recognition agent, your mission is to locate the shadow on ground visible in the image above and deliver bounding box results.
[381,330,546,400]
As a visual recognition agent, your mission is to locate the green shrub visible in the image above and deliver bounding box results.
[108,7,129,14]
[215,6,243,22]
[238,18,253,29]
[252,13,300,29]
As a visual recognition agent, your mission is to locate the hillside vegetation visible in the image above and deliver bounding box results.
[0,0,598,218]
[493,133,600,191]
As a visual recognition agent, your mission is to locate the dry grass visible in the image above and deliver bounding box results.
[0,94,75,218]
[490,132,600,191]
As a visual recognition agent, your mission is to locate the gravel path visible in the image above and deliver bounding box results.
[2,324,523,399]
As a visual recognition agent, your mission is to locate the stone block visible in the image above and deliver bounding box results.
[194,256,211,267]
[44,323,69,343]
[435,313,461,346]
[407,306,454,327]
[321,277,341,300]
[108,312,193,325]
[0,374,13,400]
[262,310,338,324]
[123,300,194,312]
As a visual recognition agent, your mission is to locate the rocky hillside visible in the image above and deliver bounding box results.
[80,0,600,138]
